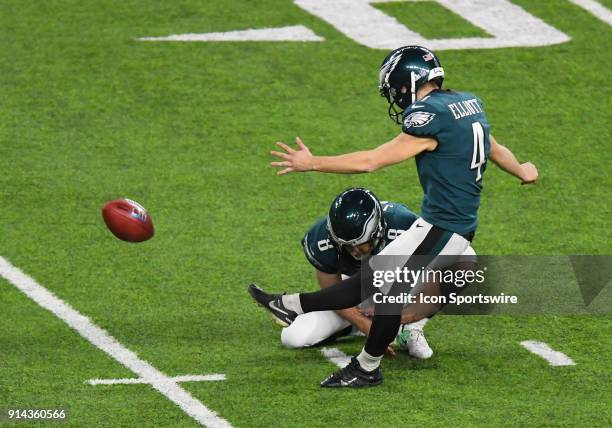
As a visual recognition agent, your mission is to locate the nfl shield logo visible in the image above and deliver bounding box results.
[423,53,433,61]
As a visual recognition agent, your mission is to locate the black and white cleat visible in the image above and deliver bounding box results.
[320,357,383,388]
[247,283,297,327]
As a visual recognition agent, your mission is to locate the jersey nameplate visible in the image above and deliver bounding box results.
[448,99,483,120]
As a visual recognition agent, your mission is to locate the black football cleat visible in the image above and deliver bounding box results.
[247,283,297,327]
[320,357,383,388]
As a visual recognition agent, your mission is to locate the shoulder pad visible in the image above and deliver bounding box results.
[302,218,340,274]
[381,202,418,242]
[402,100,442,137]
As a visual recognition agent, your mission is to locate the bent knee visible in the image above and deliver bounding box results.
[280,312,351,349]
[281,324,318,349]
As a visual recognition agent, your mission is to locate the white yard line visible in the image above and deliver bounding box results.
[137,25,324,42]
[520,340,576,366]
[569,0,612,25]
[88,374,226,386]
[320,347,351,368]
[0,256,232,428]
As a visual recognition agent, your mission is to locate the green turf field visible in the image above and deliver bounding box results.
[1,0,611,426]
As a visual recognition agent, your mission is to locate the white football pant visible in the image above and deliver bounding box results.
[281,219,476,349]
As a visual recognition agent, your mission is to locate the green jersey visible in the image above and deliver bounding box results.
[301,202,418,275]
[402,89,490,235]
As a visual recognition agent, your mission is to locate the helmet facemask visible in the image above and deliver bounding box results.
[378,46,445,124]
[380,72,418,124]
[328,203,385,260]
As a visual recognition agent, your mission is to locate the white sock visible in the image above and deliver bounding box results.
[356,349,382,372]
[281,293,304,314]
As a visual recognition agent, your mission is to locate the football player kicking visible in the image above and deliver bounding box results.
[283,187,433,358]
[250,46,538,388]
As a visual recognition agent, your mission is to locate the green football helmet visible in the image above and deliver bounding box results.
[379,45,445,124]
[327,188,385,251]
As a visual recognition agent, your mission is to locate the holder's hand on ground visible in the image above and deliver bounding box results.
[270,137,313,175]
[519,162,538,184]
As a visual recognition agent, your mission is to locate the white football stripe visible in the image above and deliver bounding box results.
[568,0,612,26]
[321,347,351,368]
[520,340,576,366]
[0,256,232,428]
[137,25,324,42]
[89,374,226,386]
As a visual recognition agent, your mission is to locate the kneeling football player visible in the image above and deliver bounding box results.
[281,187,434,358]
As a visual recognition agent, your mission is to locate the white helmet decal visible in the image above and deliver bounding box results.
[379,49,404,90]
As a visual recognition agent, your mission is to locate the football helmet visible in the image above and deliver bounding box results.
[327,188,385,251]
[378,46,444,124]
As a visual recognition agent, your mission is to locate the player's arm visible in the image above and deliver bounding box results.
[489,135,538,184]
[315,270,373,335]
[271,134,437,175]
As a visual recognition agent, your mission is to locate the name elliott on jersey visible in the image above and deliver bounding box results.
[447,98,483,120]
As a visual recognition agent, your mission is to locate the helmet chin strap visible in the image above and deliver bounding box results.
[411,71,417,104]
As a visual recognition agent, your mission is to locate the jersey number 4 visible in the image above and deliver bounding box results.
[471,122,486,182]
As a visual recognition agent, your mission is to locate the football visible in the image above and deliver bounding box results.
[102,198,154,242]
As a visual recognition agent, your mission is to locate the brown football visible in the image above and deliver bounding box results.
[102,199,154,242]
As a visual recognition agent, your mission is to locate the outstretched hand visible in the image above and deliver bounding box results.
[519,162,538,185]
[270,137,314,175]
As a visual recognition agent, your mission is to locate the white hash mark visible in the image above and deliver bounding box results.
[0,256,232,428]
[520,340,576,366]
[321,347,351,368]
